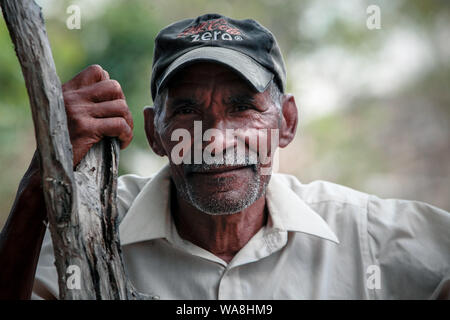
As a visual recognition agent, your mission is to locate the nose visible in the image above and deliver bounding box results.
[200,118,236,157]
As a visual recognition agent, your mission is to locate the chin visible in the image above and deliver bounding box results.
[186,181,265,215]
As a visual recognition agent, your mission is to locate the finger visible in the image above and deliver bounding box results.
[93,117,133,149]
[64,64,108,90]
[103,69,110,80]
[81,79,125,103]
[89,99,134,130]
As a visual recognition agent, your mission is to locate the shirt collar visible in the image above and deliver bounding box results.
[119,165,339,246]
[119,165,172,245]
[265,174,339,243]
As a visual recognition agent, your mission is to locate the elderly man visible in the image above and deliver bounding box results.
[1,14,449,300]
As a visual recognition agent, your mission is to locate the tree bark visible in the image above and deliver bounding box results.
[1,0,146,299]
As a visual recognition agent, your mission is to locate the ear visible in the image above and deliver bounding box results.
[279,94,298,148]
[143,106,165,157]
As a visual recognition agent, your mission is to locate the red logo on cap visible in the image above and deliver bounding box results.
[177,18,242,38]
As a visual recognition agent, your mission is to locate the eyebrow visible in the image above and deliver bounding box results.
[167,97,198,108]
[224,94,256,106]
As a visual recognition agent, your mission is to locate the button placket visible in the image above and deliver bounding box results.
[218,267,242,300]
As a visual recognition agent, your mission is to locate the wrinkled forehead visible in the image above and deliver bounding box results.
[166,62,258,96]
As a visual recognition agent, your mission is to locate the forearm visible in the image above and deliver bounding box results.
[0,154,48,299]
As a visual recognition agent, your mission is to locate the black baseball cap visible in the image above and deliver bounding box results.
[150,13,287,100]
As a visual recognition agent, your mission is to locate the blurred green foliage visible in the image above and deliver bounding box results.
[1,0,449,227]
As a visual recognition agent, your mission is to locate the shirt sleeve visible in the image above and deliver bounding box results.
[367,195,450,299]
[32,173,150,299]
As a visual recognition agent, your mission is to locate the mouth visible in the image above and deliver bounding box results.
[189,164,249,175]
[183,164,256,193]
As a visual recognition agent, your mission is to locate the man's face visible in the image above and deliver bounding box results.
[152,62,283,215]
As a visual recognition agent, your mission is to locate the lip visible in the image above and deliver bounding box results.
[190,165,249,175]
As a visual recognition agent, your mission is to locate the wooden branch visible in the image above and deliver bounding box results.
[73,139,144,299]
[1,0,146,299]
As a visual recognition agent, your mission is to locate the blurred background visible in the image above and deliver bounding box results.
[1,0,449,227]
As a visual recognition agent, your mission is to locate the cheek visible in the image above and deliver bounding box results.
[159,124,195,162]
[247,109,281,130]
[256,131,279,169]
[236,116,280,155]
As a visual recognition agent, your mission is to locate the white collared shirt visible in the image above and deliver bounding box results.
[32,165,450,299]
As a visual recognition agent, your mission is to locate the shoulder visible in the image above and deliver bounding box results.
[274,172,450,244]
[272,172,450,223]
[364,194,450,254]
[366,195,450,265]
[367,195,450,298]
[273,173,450,298]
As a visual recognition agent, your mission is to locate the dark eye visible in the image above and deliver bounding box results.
[233,105,252,112]
[174,107,196,115]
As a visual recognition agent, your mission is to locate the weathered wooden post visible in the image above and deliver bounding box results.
[0,0,146,299]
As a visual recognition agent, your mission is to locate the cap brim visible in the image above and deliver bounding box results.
[156,46,274,95]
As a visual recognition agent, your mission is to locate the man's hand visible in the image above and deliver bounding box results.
[62,64,134,166]
[0,65,134,299]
